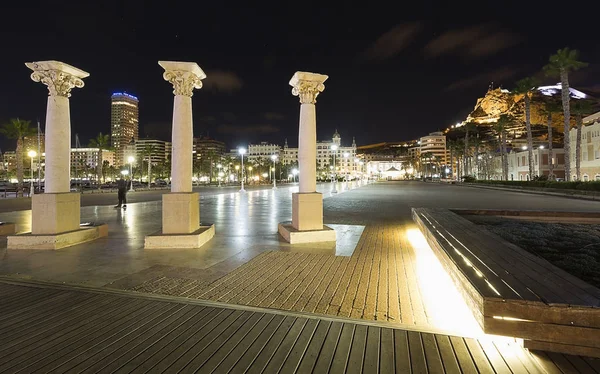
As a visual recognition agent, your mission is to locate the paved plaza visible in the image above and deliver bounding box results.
[2,181,600,372]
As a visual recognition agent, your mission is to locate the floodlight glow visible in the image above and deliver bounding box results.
[238,148,246,155]
[331,144,338,151]
[28,150,37,158]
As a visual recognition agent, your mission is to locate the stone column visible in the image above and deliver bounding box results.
[158,61,205,234]
[289,72,328,231]
[25,61,88,234]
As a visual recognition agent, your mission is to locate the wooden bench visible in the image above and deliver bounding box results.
[412,207,600,358]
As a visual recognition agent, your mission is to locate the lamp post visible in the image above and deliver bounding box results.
[343,152,350,182]
[271,154,278,189]
[127,156,135,191]
[292,168,298,183]
[238,147,246,192]
[28,150,37,196]
[217,164,222,187]
[218,171,224,187]
[331,144,338,193]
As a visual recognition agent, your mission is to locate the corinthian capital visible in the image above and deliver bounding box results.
[25,61,89,98]
[289,71,328,104]
[158,61,206,97]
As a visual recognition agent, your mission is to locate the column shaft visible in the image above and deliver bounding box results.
[170,95,193,192]
[44,95,71,193]
[298,103,317,192]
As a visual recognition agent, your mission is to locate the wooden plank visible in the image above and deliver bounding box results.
[314,257,351,314]
[46,303,189,373]
[304,257,344,313]
[345,324,367,374]
[394,328,411,373]
[153,310,250,373]
[462,338,497,374]
[395,228,415,326]
[7,298,154,373]
[525,340,600,360]
[363,326,380,374]
[179,312,267,372]
[380,327,395,374]
[528,351,566,374]
[449,335,478,374]
[546,351,582,373]
[244,316,303,374]
[266,318,319,374]
[226,314,287,374]
[329,323,355,373]
[434,335,462,374]
[364,226,383,320]
[564,354,598,374]
[492,340,530,374]
[387,228,401,323]
[295,320,332,374]
[0,292,88,329]
[292,255,337,312]
[401,232,428,326]
[421,333,444,373]
[407,330,427,373]
[582,356,600,372]
[311,321,343,374]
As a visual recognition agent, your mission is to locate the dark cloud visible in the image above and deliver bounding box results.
[264,112,285,120]
[217,124,279,134]
[424,23,522,60]
[444,66,524,92]
[202,70,243,93]
[362,22,423,62]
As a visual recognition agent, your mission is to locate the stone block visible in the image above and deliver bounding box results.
[7,224,108,250]
[0,222,16,236]
[145,224,215,249]
[162,192,200,234]
[278,222,336,244]
[292,192,323,231]
[32,193,80,234]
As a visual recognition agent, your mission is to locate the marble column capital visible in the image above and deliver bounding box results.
[159,61,206,97]
[289,71,328,104]
[25,60,89,98]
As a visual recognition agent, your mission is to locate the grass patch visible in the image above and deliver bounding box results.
[466,215,600,289]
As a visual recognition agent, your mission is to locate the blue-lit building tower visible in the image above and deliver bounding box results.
[110,92,139,166]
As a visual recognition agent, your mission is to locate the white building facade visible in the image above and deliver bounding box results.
[247,142,281,161]
[569,111,600,181]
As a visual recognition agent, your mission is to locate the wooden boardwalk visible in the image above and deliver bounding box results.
[2,280,597,373]
[131,225,433,326]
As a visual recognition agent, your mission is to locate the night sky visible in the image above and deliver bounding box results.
[1,2,599,151]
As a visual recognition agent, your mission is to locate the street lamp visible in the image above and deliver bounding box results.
[271,154,278,189]
[238,147,246,192]
[28,150,37,196]
[292,168,298,183]
[217,164,222,187]
[331,144,338,193]
[218,171,224,187]
[127,156,135,191]
[343,152,350,182]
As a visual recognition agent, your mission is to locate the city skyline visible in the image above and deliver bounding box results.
[1,3,599,152]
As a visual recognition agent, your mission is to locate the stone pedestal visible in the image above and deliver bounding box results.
[292,192,323,231]
[32,193,80,234]
[162,192,199,234]
[0,223,17,236]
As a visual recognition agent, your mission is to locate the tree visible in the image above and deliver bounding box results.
[0,118,36,197]
[88,132,111,187]
[514,77,538,179]
[543,48,588,181]
[572,99,597,180]
[462,122,477,176]
[140,144,156,186]
[494,115,513,181]
[541,99,562,180]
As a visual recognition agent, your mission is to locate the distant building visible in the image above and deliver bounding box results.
[247,142,280,161]
[194,136,225,161]
[569,111,600,181]
[418,131,448,165]
[71,148,115,172]
[136,138,170,164]
[23,132,45,154]
[110,92,139,166]
[366,160,408,180]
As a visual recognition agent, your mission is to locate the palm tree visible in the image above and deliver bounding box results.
[514,77,538,179]
[141,144,156,186]
[494,114,513,181]
[462,122,477,176]
[541,99,562,180]
[543,48,588,181]
[88,132,111,187]
[0,118,36,197]
[572,99,597,180]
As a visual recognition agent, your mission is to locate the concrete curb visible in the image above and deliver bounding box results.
[460,183,600,202]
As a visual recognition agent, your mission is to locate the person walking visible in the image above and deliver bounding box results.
[115,177,128,209]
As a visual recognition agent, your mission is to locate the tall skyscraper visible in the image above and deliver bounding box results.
[110,92,139,166]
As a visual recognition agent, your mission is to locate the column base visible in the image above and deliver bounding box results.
[144,224,215,249]
[0,222,17,236]
[278,222,336,244]
[162,192,200,234]
[292,192,323,231]
[7,224,108,250]
[32,192,80,234]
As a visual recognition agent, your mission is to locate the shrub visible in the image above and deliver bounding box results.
[462,175,477,183]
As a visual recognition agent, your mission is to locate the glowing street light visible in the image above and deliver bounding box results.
[331,144,338,193]
[271,154,278,189]
[291,168,298,183]
[343,152,350,182]
[539,145,545,149]
[127,156,135,191]
[217,163,222,187]
[238,147,246,192]
[28,150,37,196]
[218,171,224,187]
[522,145,527,150]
